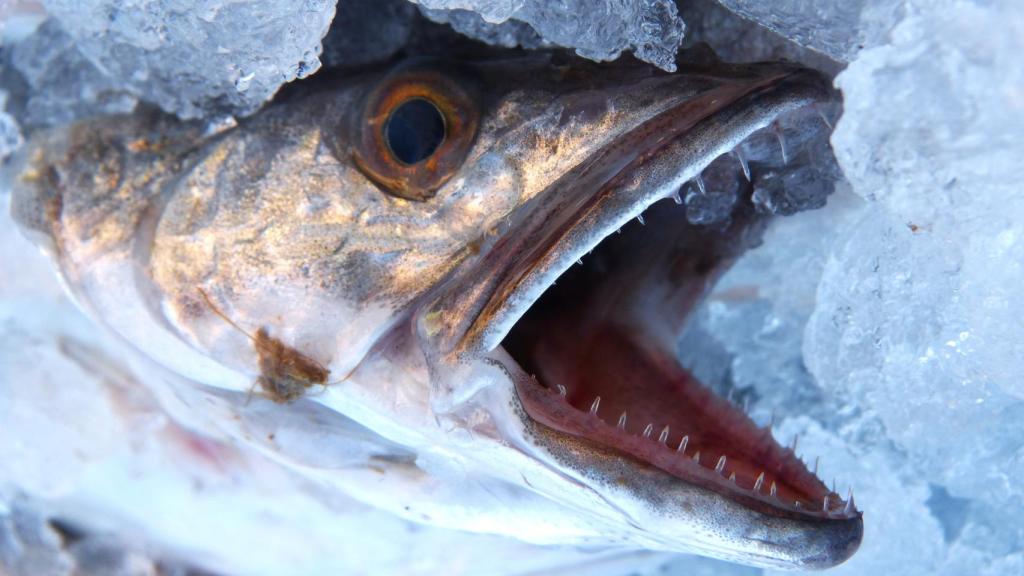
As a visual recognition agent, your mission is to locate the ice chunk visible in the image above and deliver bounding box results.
[0,502,74,576]
[0,1,46,44]
[411,0,685,71]
[677,0,843,73]
[710,0,899,62]
[0,504,180,576]
[321,0,418,68]
[683,154,742,225]
[418,7,546,50]
[677,189,867,422]
[0,91,23,161]
[816,0,1024,507]
[8,0,336,123]
[712,0,863,60]
[750,157,837,216]
[8,20,137,127]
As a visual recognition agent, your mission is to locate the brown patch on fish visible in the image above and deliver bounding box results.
[252,326,329,403]
[197,288,329,403]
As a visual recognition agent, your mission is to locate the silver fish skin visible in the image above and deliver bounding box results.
[10,52,861,569]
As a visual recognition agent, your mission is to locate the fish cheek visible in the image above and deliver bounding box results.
[350,66,480,202]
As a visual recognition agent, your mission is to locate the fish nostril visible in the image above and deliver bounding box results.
[385,98,446,165]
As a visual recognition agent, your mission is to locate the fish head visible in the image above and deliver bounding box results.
[10,50,861,569]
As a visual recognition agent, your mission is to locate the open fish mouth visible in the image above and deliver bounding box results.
[505,70,852,517]
[425,61,861,565]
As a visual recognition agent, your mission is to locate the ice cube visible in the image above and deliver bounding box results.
[711,0,870,62]
[411,0,685,71]
[8,0,337,124]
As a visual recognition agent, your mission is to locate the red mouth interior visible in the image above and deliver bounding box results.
[502,131,854,518]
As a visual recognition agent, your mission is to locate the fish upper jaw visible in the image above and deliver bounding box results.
[420,66,833,361]
[416,62,863,568]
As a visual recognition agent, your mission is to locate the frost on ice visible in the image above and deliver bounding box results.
[5,0,336,124]
[412,0,686,71]
[711,0,872,61]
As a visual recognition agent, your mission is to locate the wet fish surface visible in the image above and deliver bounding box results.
[8,45,861,572]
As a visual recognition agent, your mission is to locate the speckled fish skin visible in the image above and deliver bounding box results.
[10,52,860,569]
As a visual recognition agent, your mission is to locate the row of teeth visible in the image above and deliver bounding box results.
[629,111,835,227]
[657,122,777,224]
[568,115,830,271]
[552,385,855,516]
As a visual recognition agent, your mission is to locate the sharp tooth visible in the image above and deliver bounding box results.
[658,425,670,444]
[576,258,583,266]
[617,412,627,429]
[770,481,778,498]
[695,174,706,194]
[844,490,856,515]
[823,494,831,512]
[729,472,736,483]
[672,189,682,204]
[643,423,653,438]
[817,107,834,130]
[715,455,727,474]
[790,434,799,453]
[692,451,701,464]
[734,149,751,181]
[556,384,567,398]
[742,396,749,413]
[813,456,819,475]
[753,472,764,492]
[677,435,688,453]
[832,478,837,494]
[774,124,789,164]
[636,214,646,225]
[795,501,802,509]
[589,396,601,415]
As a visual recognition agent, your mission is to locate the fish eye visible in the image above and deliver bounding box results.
[385,98,446,165]
[353,65,479,202]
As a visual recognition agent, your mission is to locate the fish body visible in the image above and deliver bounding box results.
[8,49,860,571]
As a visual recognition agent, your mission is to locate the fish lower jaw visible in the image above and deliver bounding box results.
[509,328,857,521]
[536,383,855,519]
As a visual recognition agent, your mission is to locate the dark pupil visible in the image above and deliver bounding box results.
[385,98,446,165]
